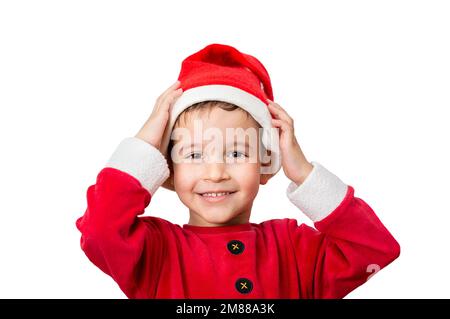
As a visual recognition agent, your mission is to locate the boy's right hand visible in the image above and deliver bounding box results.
[135,81,183,151]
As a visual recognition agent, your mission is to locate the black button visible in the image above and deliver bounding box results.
[235,278,253,294]
[227,240,245,255]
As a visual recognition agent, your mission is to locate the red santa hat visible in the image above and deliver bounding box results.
[160,43,281,191]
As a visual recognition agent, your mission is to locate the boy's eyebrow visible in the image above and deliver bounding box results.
[178,141,252,152]
[178,142,202,153]
[226,141,252,149]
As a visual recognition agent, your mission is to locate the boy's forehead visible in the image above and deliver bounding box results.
[176,125,260,145]
[171,106,262,151]
[178,140,252,152]
[180,106,259,131]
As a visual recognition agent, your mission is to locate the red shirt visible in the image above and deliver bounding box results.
[76,166,400,299]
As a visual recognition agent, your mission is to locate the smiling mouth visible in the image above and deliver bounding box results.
[197,191,237,202]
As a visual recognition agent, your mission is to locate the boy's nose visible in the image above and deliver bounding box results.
[203,161,230,182]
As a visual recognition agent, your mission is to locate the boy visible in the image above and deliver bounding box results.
[76,43,400,298]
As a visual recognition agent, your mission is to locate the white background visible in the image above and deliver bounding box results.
[0,1,449,298]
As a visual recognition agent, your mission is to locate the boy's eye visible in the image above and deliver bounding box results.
[227,150,247,159]
[184,150,248,161]
[186,152,202,159]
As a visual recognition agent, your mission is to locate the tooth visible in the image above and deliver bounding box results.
[201,192,231,197]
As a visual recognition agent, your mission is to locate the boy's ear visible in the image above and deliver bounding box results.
[168,161,175,187]
[169,173,174,187]
[259,149,275,185]
[260,172,274,185]
[166,156,175,187]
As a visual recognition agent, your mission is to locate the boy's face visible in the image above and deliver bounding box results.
[170,107,272,227]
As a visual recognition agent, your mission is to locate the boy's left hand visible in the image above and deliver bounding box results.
[267,99,314,186]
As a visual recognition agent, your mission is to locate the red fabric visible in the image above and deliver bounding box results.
[178,43,274,104]
[76,167,400,299]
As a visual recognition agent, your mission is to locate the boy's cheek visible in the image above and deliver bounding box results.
[173,166,198,186]
[233,165,262,186]
[173,164,259,183]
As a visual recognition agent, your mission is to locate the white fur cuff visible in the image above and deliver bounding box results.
[286,161,348,222]
[105,137,170,195]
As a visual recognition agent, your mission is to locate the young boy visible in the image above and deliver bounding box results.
[76,43,400,299]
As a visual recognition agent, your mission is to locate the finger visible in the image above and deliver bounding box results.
[157,80,181,104]
[267,101,281,116]
[159,88,183,112]
[267,99,288,115]
[269,101,294,125]
[271,119,294,134]
[267,99,286,110]
[267,102,294,126]
[271,119,286,130]
[154,87,183,114]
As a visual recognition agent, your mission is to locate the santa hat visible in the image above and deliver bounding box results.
[160,43,281,191]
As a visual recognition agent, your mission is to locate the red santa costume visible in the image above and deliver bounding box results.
[76,43,400,298]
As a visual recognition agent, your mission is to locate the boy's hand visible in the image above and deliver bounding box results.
[267,99,314,185]
[135,81,183,151]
